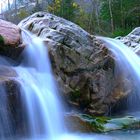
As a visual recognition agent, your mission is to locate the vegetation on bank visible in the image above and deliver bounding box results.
[0,35,4,45]
[1,0,140,37]
[78,114,140,132]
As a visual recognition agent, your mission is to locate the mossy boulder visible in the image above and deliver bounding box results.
[65,113,140,133]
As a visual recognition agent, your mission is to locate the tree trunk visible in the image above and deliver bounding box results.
[8,0,10,10]
[120,0,124,28]
[36,0,39,6]
[36,0,39,5]
[108,0,114,32]
[94,0,100,33]
[14,0,17,14]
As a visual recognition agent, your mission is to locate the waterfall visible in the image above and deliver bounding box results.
[0,29,140,140]
[98,37,140,111]
[0,85,13,138]
[0,57,16,139]
[14,30,65,139]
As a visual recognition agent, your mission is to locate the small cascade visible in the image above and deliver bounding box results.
[14,30,65,139]
[98,37,140,111]
[0,57,15,139]
[0,29,140,140]
[0,85,13,138]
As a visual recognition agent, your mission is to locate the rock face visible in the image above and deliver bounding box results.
[116,27,140,55]
[0,19,26,134]
[65,113,93,133]
[0,64,27,136]
[0,19,24,59]
[18,12,130,115]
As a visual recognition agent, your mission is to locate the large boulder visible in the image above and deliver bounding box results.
[0,19,24,59]
[18,12,129,115]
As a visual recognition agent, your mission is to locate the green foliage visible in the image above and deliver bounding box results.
[48,0,78,21]
[5,0,139,37]
[74,6,92,33]
[80,114,110,132]
[0,35,4,45]
[100,0,140,36]
[111,28,132,37]
[80,114,140,132]
[18,9,29,20]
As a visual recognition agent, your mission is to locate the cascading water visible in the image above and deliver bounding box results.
[0,85,13,138]
[0,58,17,139]
[98,37,140,111]
[14,30,65,139]
[1,30,140,140]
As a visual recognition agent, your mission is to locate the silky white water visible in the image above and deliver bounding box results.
[14,34,140,140]
[98,37,140,110]
[0,85,13,138]
[14,30,65,139]
[1,31,140,140]
[13,30,98,140]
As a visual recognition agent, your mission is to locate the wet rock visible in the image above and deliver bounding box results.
[65,113,93,133]
[0,19,24,59]
[0,66,17,77]
[18,12,129,115]
[0,66,27,136]
[116,27,140,55]
[65,113,140,133]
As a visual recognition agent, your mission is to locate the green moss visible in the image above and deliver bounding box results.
[70,89,81,101]
[0,35,4,45]
[122,124,129,129]
[18,9,29,20]
[79,114,140,132]
[80,114,110,132]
